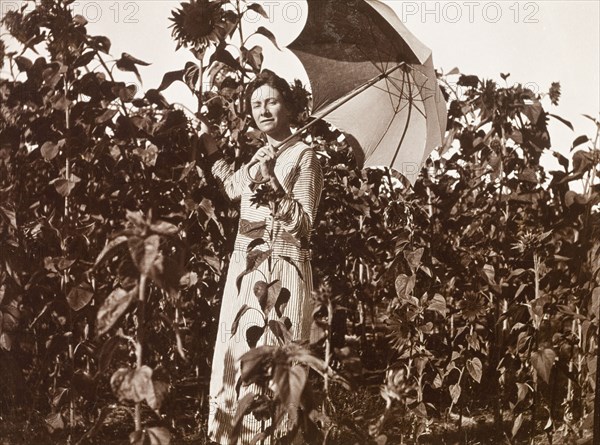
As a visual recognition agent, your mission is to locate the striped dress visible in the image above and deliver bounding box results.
[207,138,323,445]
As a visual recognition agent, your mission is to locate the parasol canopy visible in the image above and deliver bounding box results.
[287,0,447,184]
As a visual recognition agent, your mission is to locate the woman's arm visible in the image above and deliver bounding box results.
[210,154,254,201]
[200,127,254,201]
[274,148,323,239]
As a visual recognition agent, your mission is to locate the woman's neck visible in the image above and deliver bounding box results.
[266,128,293,149]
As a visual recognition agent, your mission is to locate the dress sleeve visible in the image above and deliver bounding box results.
[209,153,253,201]
[274,148,323,239]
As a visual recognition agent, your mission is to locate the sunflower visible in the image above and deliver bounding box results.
[170,0,234,53]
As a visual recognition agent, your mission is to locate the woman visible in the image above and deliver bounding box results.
[201,70,323,444]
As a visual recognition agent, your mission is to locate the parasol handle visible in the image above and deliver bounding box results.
[247,62,408,184]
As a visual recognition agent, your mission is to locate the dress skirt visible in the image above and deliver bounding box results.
[207,139,323,444]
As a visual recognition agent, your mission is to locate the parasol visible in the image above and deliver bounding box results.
[285,0,447,185]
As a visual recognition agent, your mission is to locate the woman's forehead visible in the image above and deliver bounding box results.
[250,85,282,102]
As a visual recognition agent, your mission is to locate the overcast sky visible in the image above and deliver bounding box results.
[2,0,599,169]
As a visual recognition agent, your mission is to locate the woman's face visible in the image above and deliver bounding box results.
[250,84,291,139]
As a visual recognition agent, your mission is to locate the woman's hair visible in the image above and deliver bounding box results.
[244,69,297,117]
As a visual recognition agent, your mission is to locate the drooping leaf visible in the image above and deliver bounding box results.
[531,348,556,384]
[236,249,271,292]
[449,382,461,404]
[572,150,594,175]
[572,135,590,150]
[272,363,307,422]
[157,68,185,91]
[466,357,483,383]
[74,50,96,68]
[145,89,170,109]
[88,35,111,53]
[116,53,151,83]
[239,219,266,239]
[184,62,200,90]
[230,393,256,444]
[246,325,265,348]
[231,304,252,338]
[247,238,266,252]
[254,27,280,50]
[275,287,290,318]
[261,280,280,315]
[522,101,543,125]
[268,319,292,344]
[548,113,573,130]
[246,3,269,18]
[209,43,242,71]
[280,256,303,280]
[241,45,263,72]
[96,287,137,335]
[114,84,137,103]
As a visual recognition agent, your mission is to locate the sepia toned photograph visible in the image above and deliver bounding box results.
[0,1,598,444]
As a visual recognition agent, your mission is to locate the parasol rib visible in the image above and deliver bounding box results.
[390,68,413,168]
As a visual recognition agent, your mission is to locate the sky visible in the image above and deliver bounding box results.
[2,0,599,169]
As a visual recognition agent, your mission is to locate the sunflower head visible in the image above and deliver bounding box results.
[170,0,227,52]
